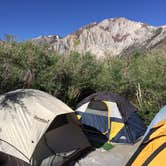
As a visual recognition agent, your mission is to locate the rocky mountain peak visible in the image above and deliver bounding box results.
[32,17,166,57]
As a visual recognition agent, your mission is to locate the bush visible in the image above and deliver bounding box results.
[37,52,101,107]
[0,42,166,125]
[96,54,166,124]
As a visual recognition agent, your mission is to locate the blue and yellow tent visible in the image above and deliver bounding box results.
[76,92,146,144]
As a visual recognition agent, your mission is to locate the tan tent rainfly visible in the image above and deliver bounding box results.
[0,89,90,165]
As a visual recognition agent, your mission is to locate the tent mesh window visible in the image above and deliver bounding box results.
[47,114,68,131]
[87,100,107,112]
[47,113,80,132]
[81,100,109,137]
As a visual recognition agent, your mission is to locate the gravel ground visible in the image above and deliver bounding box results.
[75,140,141,166]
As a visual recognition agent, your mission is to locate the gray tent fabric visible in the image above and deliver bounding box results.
[0,89,91,166]
[0,152,30,166]
[32,113,91,166]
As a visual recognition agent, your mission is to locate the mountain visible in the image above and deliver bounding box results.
[33,18,166,57]
[31,35,60,45]
[0,39,4,45]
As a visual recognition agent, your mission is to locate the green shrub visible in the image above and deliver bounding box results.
[0,42,166,125]
[96,53,166,124]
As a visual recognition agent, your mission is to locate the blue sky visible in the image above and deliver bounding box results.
[0,0,165,41]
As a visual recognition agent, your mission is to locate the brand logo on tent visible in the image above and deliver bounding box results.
[119,136,127,140]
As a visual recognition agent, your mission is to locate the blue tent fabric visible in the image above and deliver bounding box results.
[111,127,130,143]
[126,112,146,142]
[111,112,146,144]
[79,112,108,134]
[76,92,146,144]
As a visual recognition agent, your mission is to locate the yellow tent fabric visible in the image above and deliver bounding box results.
[102,101,111,131]
[103,101,124,141]
[109,121,124,141]
[130,119,166,166]
[77,114,81,120]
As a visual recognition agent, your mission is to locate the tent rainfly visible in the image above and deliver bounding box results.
[126,106,166,166]
[76,92,146,144]
[0,89,91,166]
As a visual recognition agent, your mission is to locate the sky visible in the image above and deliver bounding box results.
[0,0,166,41]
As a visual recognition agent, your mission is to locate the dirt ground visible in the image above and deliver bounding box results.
[75,140,141,166]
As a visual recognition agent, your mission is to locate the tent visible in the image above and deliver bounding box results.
[0,89,91,166]
[126,106,166,166]
[75,92,146,144]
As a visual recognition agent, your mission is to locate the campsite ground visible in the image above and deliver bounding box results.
[75,140,141,166]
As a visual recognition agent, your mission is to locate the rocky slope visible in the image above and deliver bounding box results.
[31,35,60,45]
[34,18,166,57]
[0,39,4,45]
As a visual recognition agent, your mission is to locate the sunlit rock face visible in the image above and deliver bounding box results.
[33,17,166,57]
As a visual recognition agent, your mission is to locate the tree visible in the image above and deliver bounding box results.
[4,34,15,42]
